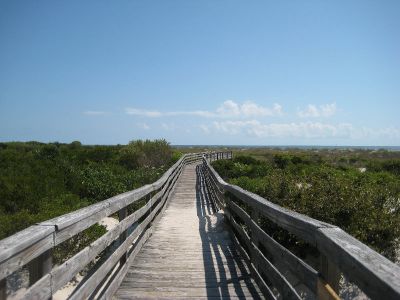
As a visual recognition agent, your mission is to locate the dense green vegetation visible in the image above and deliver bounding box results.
[0,140,179,243]
[212,149,400,261]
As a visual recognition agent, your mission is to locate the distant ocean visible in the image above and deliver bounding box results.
[173,145,400,151]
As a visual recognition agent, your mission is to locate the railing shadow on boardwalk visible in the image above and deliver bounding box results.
[195,164,262,299]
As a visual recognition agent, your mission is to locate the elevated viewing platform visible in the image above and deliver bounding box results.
[0,152,400,300]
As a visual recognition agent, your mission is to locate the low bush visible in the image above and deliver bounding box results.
[213,153,400,260]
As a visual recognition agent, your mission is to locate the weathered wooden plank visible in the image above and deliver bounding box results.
[19,273,52,300]
[50,203,146,292]
[123,273,252,282]
[0,278,6,300]
[227,186,332,245]
[113,161,264,300]
[115,297,258,300]
[114,288,263,299]
[28,249,52,286]
[52,158,182,246]
[0,225,54,264]
[69,183,170,300]
[0,231,54,281]
[99,228,152,300]
[227,220,277,300]
[205,158,400,299]
[51,159,182,296]
[226,210,301,300]
[40,186,150,230]
[228,200,319,292]
[68,224,145,300]
[39,155,187,233]
[316,226,400,300]
[205,159,333,243]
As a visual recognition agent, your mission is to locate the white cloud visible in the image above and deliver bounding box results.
[216,100,282,117]
[137,123,150,130]
[199,124,210,134]
[212,120,364,139]
[84,111,107,115]
[161,123,175,131]
[298,103,336,118]
[211,120,400,140]
[126,108,163,117]
[125,100,282,119]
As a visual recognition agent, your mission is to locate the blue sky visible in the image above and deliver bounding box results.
[0,1,399,145]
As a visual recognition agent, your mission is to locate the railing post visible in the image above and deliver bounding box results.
[28,249,52,297]
[0,278,6,300]
[118,207,128,266]
[250,209,260,260]
[317,254,341,300]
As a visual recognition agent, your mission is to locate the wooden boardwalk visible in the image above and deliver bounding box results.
[114,163,264,299]
[2,152,400,300]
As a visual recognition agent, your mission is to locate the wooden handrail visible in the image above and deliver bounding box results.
[0,151,231,300]
[202,155,400,300]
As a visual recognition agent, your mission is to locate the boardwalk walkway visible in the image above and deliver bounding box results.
[2,153,400,300]
[114,163,264,299]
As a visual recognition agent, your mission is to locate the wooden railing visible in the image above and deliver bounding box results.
[2,150,399,300]
[0,152,220,300]
[202,155,400,300]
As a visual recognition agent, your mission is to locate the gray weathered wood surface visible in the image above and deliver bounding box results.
[203,156,400,300]
[1,151,400,300]
[114,162,264,299]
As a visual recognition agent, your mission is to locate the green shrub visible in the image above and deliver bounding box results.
[0,140,173,245]
[119,139,172,169]
[213,154,400,260]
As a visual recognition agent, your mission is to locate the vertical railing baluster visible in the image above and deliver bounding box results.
[28,249,53,299]
[29,249,52,285]
[118,207,128,266]
[250,209,260,269]
[317,254,341,300]
[0,278,6,300]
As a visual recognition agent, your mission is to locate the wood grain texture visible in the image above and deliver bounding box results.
[225,209,301,300]
[19,274,52,300]
[113,163,265,299]
[0,231,54,281]
[316,227,400,300]
[204,156,400,299]
[227,200,318,292]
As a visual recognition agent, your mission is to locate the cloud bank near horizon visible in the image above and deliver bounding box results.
[84,100,400,143]
[125,100,283,119]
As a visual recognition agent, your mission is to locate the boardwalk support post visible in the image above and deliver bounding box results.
[317,254,341,300]
[0,278,6,300]
[118,207,128,266]
[28,249,52,286]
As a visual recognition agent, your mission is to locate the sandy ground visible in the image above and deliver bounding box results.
[98,216,119,231]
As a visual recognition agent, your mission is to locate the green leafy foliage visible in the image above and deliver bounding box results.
[0,140,179,247]
[213,151,400,260]
[118,139,172,169]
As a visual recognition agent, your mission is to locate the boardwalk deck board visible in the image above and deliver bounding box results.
[114,163,265,299]
[3,152,399,300]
